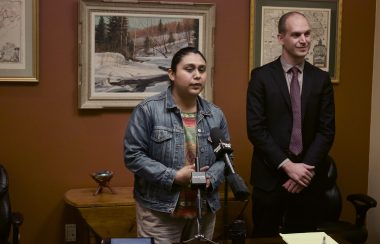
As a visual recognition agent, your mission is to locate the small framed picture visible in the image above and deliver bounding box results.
[0,0,39,82]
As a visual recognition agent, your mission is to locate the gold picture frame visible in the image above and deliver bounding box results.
[249,0,342,83]
[0,0,39,82]
[78,0,215,109]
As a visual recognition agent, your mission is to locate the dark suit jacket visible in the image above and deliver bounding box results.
[246,57,335,192]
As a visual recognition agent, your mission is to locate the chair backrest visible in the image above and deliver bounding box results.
[0,165,12,243]
[320,156,343,222]
[317,156,377,244]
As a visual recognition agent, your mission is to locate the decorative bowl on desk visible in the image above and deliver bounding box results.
[91,170,115,195]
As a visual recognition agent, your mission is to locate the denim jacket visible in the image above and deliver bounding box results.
[124,87,230,214]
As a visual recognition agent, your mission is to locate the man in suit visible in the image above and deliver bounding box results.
[246,11,335,236]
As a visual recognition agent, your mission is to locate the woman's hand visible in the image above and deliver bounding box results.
[200,166,211,189]
[174,164,196,186]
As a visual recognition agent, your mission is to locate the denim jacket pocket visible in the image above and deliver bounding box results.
[151,127,173,142]
[150,127,174,166]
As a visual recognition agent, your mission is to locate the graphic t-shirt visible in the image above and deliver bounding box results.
[173,112,208,218]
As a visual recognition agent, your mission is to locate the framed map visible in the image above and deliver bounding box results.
[250,0,342,83]
[0,0,39,82]
[78,0,215,109]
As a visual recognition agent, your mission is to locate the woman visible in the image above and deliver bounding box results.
[124,47,230,243]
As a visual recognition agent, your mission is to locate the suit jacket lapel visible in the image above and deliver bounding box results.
[301,62,313,121]
[272,58,292,110]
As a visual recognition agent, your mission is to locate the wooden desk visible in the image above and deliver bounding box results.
[64,187,247,243]
[64,187,137,242]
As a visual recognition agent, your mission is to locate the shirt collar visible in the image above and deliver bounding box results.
[280,56,305,73]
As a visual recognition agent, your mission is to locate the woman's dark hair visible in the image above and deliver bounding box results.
[170,47,207,72]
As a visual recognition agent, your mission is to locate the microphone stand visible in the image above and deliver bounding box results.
[182,158,217,244]
[212,139,250,241]
[223,170,229,241]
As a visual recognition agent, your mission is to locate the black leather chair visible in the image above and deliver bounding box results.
[0,165,23,244]
[316,156,377,244]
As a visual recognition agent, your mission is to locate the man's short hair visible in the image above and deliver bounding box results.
[278,11,307,34]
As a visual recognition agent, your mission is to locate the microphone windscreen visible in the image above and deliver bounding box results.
[210,127,225,149]
[227,173,250,201]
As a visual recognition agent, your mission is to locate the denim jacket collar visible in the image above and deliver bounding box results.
[164,86,212,117]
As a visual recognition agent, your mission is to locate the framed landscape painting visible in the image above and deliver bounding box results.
[250,0,342,83]
[78,0,215,109]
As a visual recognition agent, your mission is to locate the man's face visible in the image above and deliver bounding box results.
[278,14,311,64]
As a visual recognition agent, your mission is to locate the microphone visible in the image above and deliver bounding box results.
[210,128,250,201]
[191,157,207,189]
